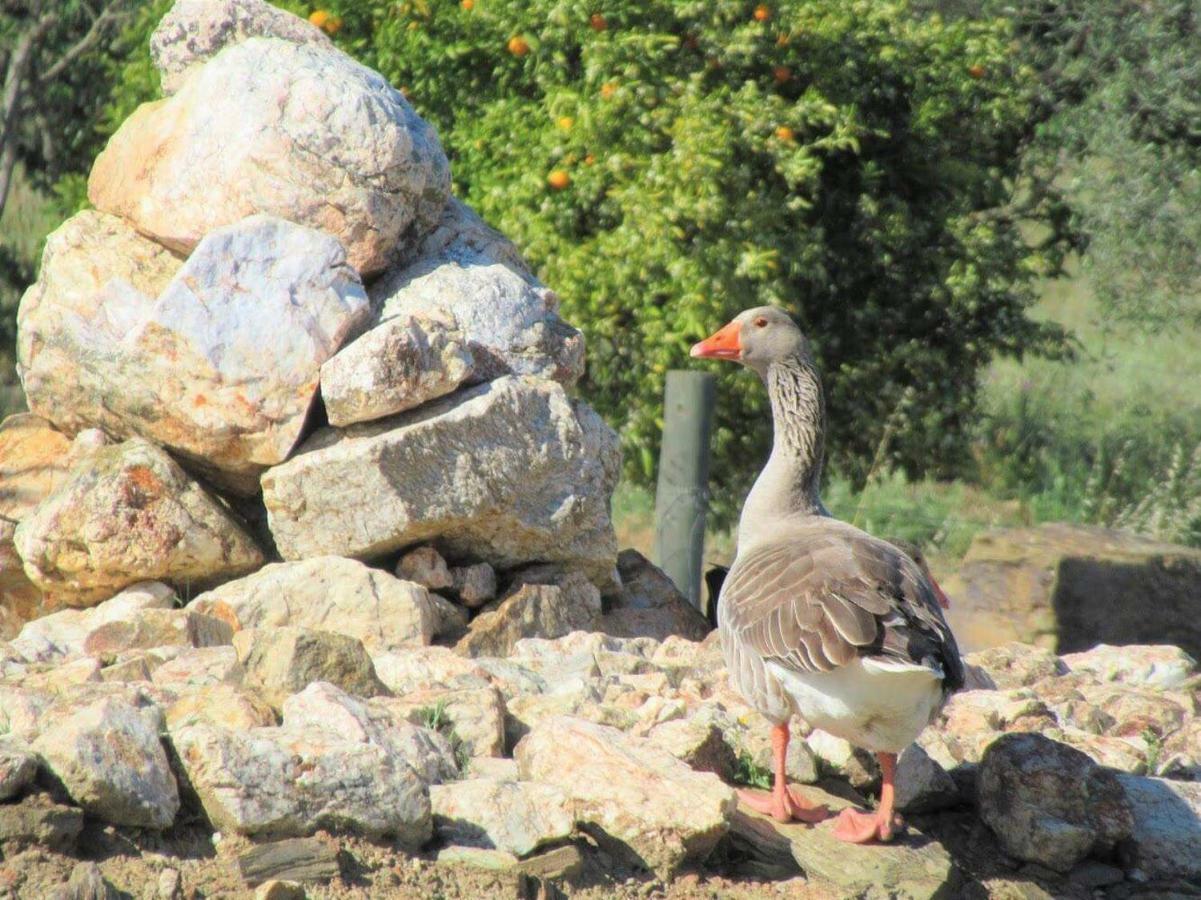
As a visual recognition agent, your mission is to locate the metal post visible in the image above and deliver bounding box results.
[654,370,716,609]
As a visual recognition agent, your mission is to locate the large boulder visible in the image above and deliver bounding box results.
[89,34,449,276]
[1116,774,1201,880]
[150,0,331,94]
[262,377,620,588]
[190,557,435,653]
[515,715,735,877]
[13,440,262,607]
[977,732,1133,872]
[370,199,584,385]
[32,696,180,829]
[170,721,431,844]
[18,214,371,493]
[945,524,1201,657]
[0,414,75,521]
[319,312,474,428]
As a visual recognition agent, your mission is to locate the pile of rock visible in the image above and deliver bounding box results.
[2,0,624,639]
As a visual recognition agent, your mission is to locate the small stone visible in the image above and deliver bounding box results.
[254,881,306,900]
[233,627,386,710]
[165,684,277,732]
[321,312,473,427]
[964,642,1067,690]
[805,729,880,790]
[371,646,493,695]
[156,867,181,900]
[455,575,601,658]
[395,547,453,592]
[430,778,575,856]
[450,563,496,608]
[237,836,340,886]
[58,861,117,900]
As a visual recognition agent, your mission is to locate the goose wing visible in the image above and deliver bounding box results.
[720,522,963,687]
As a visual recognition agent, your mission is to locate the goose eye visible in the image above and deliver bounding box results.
[753,316,768,328]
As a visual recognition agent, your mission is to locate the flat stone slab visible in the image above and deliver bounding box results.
[729,783,958,898]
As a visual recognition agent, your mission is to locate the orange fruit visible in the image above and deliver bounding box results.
[584,153,596,165]
[308,10,329,28]
[600,82,617,99]
[753,4,771,21]
[775,126,794,141]
[556,116,575,130]
[968,63,986,79]
[590,13,607,31]
[547,170,571,190]
[508,35,531,56]
[773,65,792,84]
[461,0,473,8]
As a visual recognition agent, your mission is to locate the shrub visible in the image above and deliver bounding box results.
[95,1,1070,518]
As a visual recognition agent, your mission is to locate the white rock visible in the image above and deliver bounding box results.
[378,687,506,759]
[320,313,473,427]
[89,38,449,276]
[262,377,619,587]
[18,214,371,492]
[372,199,583,384]
[450,562,496,608]
[371,647,494,695]
[515,715,736,877]
[151,646,242,689]
[455,577,602,658]
[1061,644,1197,689]
[32,696,180,829]
[395,547,453,592]
[151,0,331,94]
[191,557,434,653]
[430,778,575,857]
[894,743,958,813]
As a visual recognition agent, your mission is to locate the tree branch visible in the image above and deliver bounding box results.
[38,2,131,84]
[0,12,57,216]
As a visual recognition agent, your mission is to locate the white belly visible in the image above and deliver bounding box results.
[767,658,945,753]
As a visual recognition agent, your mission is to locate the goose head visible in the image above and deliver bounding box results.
[690,306,812,376]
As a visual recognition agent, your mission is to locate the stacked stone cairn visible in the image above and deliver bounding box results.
[1,2,1200,897]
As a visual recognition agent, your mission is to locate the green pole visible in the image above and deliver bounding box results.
[654,370,716,609]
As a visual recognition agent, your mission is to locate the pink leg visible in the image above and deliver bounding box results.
[832,751,903,843]
[737,723,831,824]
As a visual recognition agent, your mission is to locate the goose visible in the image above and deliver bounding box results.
[691,306,964,843]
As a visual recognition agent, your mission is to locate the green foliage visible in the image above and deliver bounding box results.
[999,0,1201,328]
[301,0,1068,517]
[733,751,772,789]
[417,702,471,770]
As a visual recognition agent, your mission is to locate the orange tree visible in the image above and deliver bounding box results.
[103,1,1068,517]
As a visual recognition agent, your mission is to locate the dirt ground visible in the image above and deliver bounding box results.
[2,804,1198,900]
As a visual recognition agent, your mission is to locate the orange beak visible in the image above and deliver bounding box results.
[690,320,742,361]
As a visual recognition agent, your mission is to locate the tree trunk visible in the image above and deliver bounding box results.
[0,16,56,219]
